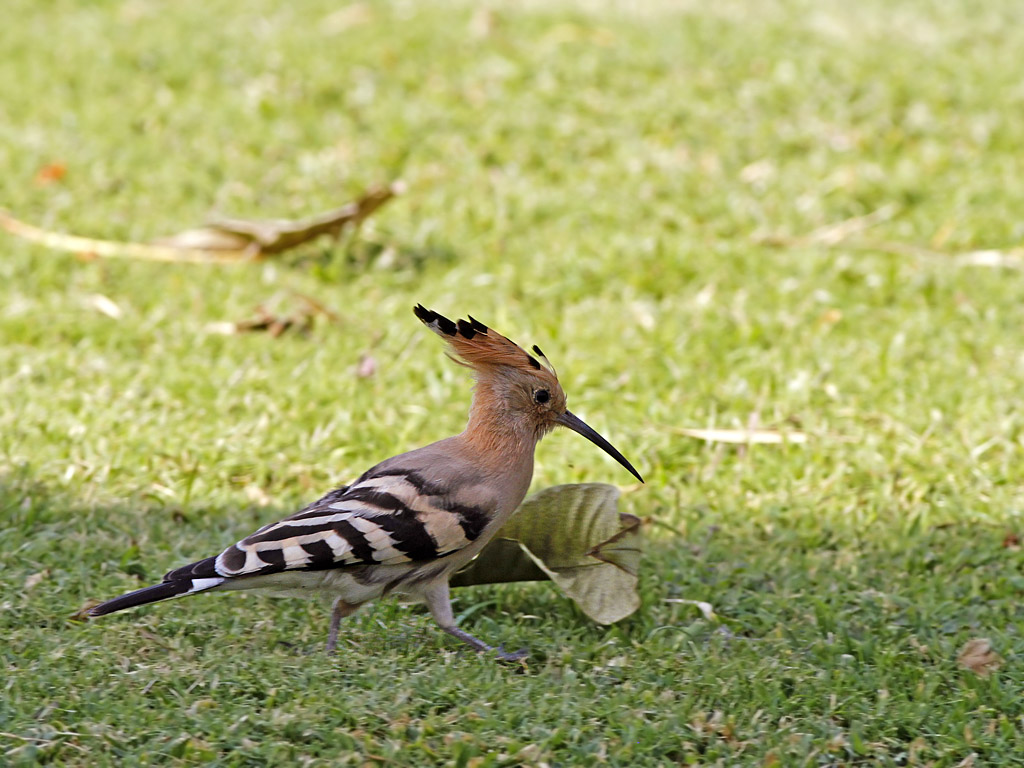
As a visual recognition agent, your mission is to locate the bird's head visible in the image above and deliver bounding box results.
[415,305,643,483]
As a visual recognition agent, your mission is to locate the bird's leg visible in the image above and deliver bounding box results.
[422,581,527,662]
[325,597,360,654]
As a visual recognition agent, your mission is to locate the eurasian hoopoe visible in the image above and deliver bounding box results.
[90,305,643,659]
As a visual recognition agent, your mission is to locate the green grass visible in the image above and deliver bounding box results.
[3,0,1024,764]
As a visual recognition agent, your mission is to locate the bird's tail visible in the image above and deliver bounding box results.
[89,556,224,617]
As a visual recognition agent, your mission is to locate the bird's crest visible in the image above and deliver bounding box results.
[414,305,555,377]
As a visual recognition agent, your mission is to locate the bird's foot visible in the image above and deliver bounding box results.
[493,645,528,663]
[442,625,525,661]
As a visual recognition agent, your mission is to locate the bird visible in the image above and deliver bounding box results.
[89,305,643,659]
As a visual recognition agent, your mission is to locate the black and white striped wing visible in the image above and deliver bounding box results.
[208,468,493,580]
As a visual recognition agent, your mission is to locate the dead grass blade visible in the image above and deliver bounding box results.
[674,427,809,444]
[955,250,1024,269]
[755,205,897,247]
[755,207,1024,269]
[87,294,124,320]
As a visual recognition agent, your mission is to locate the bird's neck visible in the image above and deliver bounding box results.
[458,382,539,471]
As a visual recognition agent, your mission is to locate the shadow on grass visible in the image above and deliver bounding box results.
[2,472,1020,667]
[3,475,1023,766]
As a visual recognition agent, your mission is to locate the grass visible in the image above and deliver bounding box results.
[2,0,1023,763]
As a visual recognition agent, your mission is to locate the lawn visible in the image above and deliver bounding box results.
[2,0,1023,764]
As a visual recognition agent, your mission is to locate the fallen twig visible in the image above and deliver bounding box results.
[156,181,403,255]
[0,181,403,263]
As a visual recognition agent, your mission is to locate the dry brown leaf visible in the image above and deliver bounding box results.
[451,483,643,624]
[235,306,302,337]
[957,638,1003,677]
[676,427,808,444]
[1002,531,1020,551]
[216,293,339,337]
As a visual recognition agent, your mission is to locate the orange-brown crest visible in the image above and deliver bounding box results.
[414,304,557,382]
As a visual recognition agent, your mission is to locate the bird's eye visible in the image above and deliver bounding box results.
[533,388,551,404]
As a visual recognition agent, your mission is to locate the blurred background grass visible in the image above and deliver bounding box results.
[2,0,1023,764]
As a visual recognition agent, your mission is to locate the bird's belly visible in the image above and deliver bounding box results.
[218,569,388,603]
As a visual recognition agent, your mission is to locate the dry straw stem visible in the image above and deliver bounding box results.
[0,209,245,264]
[755,205,1024,268]
[674,427,809,445]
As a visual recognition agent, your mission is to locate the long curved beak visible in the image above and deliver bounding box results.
[556,410,644,483]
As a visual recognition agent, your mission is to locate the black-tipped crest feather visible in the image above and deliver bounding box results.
[414,306,557,376]
[414,304,457,336]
